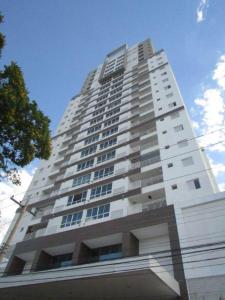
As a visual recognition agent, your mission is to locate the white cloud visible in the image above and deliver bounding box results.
[196,0,209,23]
[192,53,225,187]
[194,88,225,152]
[192,120,200,130]
[213,55,225,90]
[218,183,225,191]
[192,52,225,151]
[0,169,33,244]
[209,158,225,177]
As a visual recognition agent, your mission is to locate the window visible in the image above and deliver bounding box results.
[81,145,97,157]
[100,137,117,150]
[171,184,178,190]
[177,139,188,148]
[110,87,123,95]
[106,108,120,118]
[168,102,177,108]
[174,124,184,132]
[90,115,103,125]
[168,163,173,168]
[97,94,108,103]
[165,145,170,149]
[84,135,99,145]
[77,159,94,171]
[104,116,119,127]
[162,130,167,134]
[160,117,164,121]
[61,211,83,228]
[158,107,162,111]
[99,88,110,95]
[87,124,101,135]
[182,157,194,167]
[107,99,121,110]
[67,191,87,206]
[102,125,118,138]
[97,150,116,164]
[194,178,201,189]
[94,166,114,180]
[93,107,105,117]
[161,72,167,76]
[95,100,107,109]
[164,85,171,90]
[111,82,123,89]
[86,203,110,221]
[109,93,122,102]
[90,183,112,199]
[187,178,201,190]
[162,78,169,82]
[72,174,91,187]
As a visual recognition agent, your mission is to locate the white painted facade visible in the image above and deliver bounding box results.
[1,39,224,300]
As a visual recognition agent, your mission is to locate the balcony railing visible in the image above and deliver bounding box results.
[129,175,163,191]
[142,199,166,212]
[140,126,156,137]
[141,156,160,167]
[141,140,158,151]
[23,232,36,241]
[129,162,140,170]
[142,175,163,187]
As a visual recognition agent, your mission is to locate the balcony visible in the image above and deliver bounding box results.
[141,155,160,168]
[23,232,36,241]
[140,139,158,152]
[48,169,60,178]
[140,124,156,137]
[142,198,167,211]
[142,175,163,187]
[0,255,180,300]
[42,183,55,194]
[129,173,164,193]
[54,157,65,166]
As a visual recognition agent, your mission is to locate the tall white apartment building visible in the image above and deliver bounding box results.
[1,39,225,300]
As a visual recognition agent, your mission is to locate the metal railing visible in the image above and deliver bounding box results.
[142,199,167,211]
[141,156,160,167]
[141,140,158,151]
[142,175,163,187]
[23,232,36,241]
[140,126,156,137]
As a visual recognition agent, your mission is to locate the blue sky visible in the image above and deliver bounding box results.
[0,0,225,239]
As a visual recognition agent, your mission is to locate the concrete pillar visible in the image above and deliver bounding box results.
[72,242,92,265]
[4,255,25,276]
[31,250,53,271]
[122,232,139,258]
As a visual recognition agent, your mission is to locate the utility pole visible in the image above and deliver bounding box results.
[0,196,36,262]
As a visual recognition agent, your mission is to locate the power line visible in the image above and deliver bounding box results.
[1,192,225,253]
[1,194,225,235]
[1,252,225,284]
[1,132,224,204]
[1,238,225,271]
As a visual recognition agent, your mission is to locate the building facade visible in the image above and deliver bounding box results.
[1,39,225,300]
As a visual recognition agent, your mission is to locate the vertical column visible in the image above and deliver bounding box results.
[167,208,189,300]
[72,241,92,265]
[4,255,26,276]
[31,250,53,271]
[122,232,139,257]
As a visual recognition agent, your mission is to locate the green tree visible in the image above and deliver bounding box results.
[0,14,51,184]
